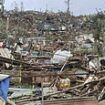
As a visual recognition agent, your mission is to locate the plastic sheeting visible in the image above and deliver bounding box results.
[51,50,73,64]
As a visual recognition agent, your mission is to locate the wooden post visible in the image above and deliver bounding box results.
[6,16,9,33]
[41,77,44,105]
[19,53,22,87]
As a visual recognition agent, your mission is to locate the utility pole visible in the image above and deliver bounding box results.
[65,0,70,15]
[20,2,24,12]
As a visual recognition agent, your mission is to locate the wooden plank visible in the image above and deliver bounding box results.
[44,98,98,105]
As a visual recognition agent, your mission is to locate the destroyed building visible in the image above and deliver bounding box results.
[0,3,105,104]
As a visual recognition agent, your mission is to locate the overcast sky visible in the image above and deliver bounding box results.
[4,0,105,15]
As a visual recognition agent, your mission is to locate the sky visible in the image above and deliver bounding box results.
[4,0,105,16]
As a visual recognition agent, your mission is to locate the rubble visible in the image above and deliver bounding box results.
[0,6,105,105]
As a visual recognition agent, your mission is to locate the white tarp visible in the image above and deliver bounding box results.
[51,50,73,64]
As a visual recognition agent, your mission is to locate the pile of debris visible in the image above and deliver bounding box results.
[0,44,105,105]
[0,10,105,105]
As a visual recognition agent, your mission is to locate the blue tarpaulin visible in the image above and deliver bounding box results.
[0,74,10,101]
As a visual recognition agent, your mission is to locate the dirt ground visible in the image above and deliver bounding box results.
[98,100,105,105]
